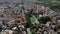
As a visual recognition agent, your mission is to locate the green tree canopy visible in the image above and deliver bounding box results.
[57,25,60,30]
[44,0,60,6]
[38,16,51,24]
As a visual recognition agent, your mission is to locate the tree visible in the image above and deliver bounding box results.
[43,0,60,7]
[24,13,32,28]
[42,0,60,11]
[57,25,60,30]
[38,16,51,24]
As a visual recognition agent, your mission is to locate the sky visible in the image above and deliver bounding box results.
[0,0,26,3]
[0,0,43,3]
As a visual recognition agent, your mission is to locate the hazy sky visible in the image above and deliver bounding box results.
[0,0,25,3]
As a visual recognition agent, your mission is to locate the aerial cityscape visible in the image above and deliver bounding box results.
[0,0,60,34]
